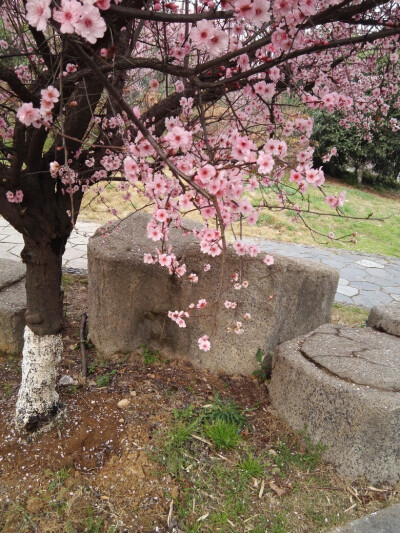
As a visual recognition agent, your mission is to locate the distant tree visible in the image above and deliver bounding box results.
[312,104,400,186]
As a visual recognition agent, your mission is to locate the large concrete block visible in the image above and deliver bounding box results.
[0,259,26,354]
[88,213,339,376]
[367,301,400,337]
[269,324,400,484]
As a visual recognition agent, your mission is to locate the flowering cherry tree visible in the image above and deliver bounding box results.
[0,0,399,430]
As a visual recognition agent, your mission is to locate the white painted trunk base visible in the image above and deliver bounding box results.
[15,326,63,429]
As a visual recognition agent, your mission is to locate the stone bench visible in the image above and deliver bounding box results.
[0,259,26,354]
[269,323,400,484]
[88,212,339,376]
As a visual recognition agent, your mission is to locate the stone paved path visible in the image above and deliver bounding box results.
[1,218,399,309]
[0,218,99,272]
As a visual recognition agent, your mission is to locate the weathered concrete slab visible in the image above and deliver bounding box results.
[269,324,400,484]
[0,258,25,289]
[88,213,339,376]
[367,301,400,337]
[329,503,400,532]
[0,278,26,354]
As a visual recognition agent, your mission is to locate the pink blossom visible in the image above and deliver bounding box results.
[257,151,274,174]
[53,0,80,33]
[196,299,207,309]
[155,208,168,223]
[74,4,106,44]
[198,335,211,351]
[247,0,271,27]
[16,103,41,127]
[123,157,139,182]
[264,254,274,266]
[149,79,159,91]
[147,225,163,241]
[164,126,192,152]
[41,86,59,103]
[6,190,23,203]
[176,265,187,277]
[175,80,185,93]
[158,253,172,267]
[26,0,51,32]
[95,0,111,10]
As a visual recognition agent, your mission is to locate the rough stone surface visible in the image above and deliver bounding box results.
[0,278,26,354]
[367,301,400,337]
[328,503,400,532]
[88,212,339,376]
[0,258,25,289]
[269,324,400,484]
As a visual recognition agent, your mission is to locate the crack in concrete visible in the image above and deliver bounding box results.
[311,350,395,370]
[299,348,400,393]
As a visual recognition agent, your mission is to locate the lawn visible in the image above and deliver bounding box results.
[80,178,400,258]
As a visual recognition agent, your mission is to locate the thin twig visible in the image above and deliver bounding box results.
[80,312,88,379]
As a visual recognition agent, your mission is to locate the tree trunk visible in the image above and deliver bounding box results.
[15,236,66,431]
[357,162,365,185]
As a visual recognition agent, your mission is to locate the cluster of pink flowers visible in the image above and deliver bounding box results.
[325,191,346,209]
[16,85,59,127]
[168,309,189,328]
[190,20,228,57]
[198,335,211,351]
[27,0,107,44]
[6,190,24,204]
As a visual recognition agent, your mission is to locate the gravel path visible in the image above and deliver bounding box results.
[1,218,399,309]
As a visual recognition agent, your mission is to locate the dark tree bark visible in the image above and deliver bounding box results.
[21,236,66,337]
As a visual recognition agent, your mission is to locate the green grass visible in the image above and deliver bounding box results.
[331,303,369,327]
[249,180,400,257]
[205,420,241,450]
[141,344,161,365]
[96,370,117,387]
[152,397,357,531]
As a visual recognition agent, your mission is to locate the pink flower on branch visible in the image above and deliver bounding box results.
[198,335,211,351]
[6,190,24,203]
[26,0,51,31]
[16,103,41,127]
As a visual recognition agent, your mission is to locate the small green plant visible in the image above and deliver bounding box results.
[85,507,104,533]
[165,422,198,451]
[141,344,160,365]
[239,453,264,479]
[201,393,251,429]
[271,512,287,533]
[1,382,13,397]
[273,434,326,473]
[96,370,117,387]
[205,420,241,450]
[253,348,273,382]
[48,467,71,491]
[172,404,196,422]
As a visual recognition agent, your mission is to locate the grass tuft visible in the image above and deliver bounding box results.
[205,420,241,450]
